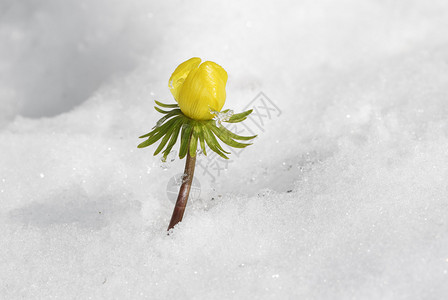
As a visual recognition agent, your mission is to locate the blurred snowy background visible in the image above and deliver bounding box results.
[1,0,448,299]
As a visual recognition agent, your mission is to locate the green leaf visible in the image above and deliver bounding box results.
[139,128,157,139]
[154,100,179,108]
[202,124,229,159]
[140,122,167,139]
[162,120,183,159]
[226,109,253,123]
[137,116,180,148]
[154,106,173,114]
[154,118,182,155]
[203,124,230,154]
[138,105,256,159]
[216,125,257,141]
[152,109,182,129]
[209,125,252,148]
[179,122,193,159]
[197,126,207,156]
[189,129,198,157]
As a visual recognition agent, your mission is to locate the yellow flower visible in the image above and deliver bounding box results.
[169,57,228,120]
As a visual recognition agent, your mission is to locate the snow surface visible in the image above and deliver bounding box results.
[1,0,448,299]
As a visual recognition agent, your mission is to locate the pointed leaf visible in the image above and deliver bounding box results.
[203,124,230,154]
[202,124,229,159]
[154,118,182,155]
[155,100,179,108]
[209,125,252,148]
[154,106,173,114]
[189,130,198,157]
[137,133,162,148]
[217,125,257,141]
[152,109,182,129]
[162,121,183,159]
[137,117,180,148]
[179,122,193,159]
[197,126,207,156]
[226,109,253,123]
[139,127,158,139]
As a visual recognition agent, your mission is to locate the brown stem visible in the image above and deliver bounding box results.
[167,150,197,231]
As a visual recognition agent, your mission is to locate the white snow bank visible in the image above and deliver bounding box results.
[1,0,448,299]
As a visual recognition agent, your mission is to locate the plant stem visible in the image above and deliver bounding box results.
[167,150,197,231]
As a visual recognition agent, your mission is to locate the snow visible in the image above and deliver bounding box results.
[1,0,448,299]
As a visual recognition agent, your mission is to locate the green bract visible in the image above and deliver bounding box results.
[138,100,256,160]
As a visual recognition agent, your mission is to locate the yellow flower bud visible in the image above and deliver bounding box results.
[169,57,228,120]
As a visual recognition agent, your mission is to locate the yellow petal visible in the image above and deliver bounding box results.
[168,57,201,102]
[178,61,228,120]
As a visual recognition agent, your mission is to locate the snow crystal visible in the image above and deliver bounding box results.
[212,109,234,124]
